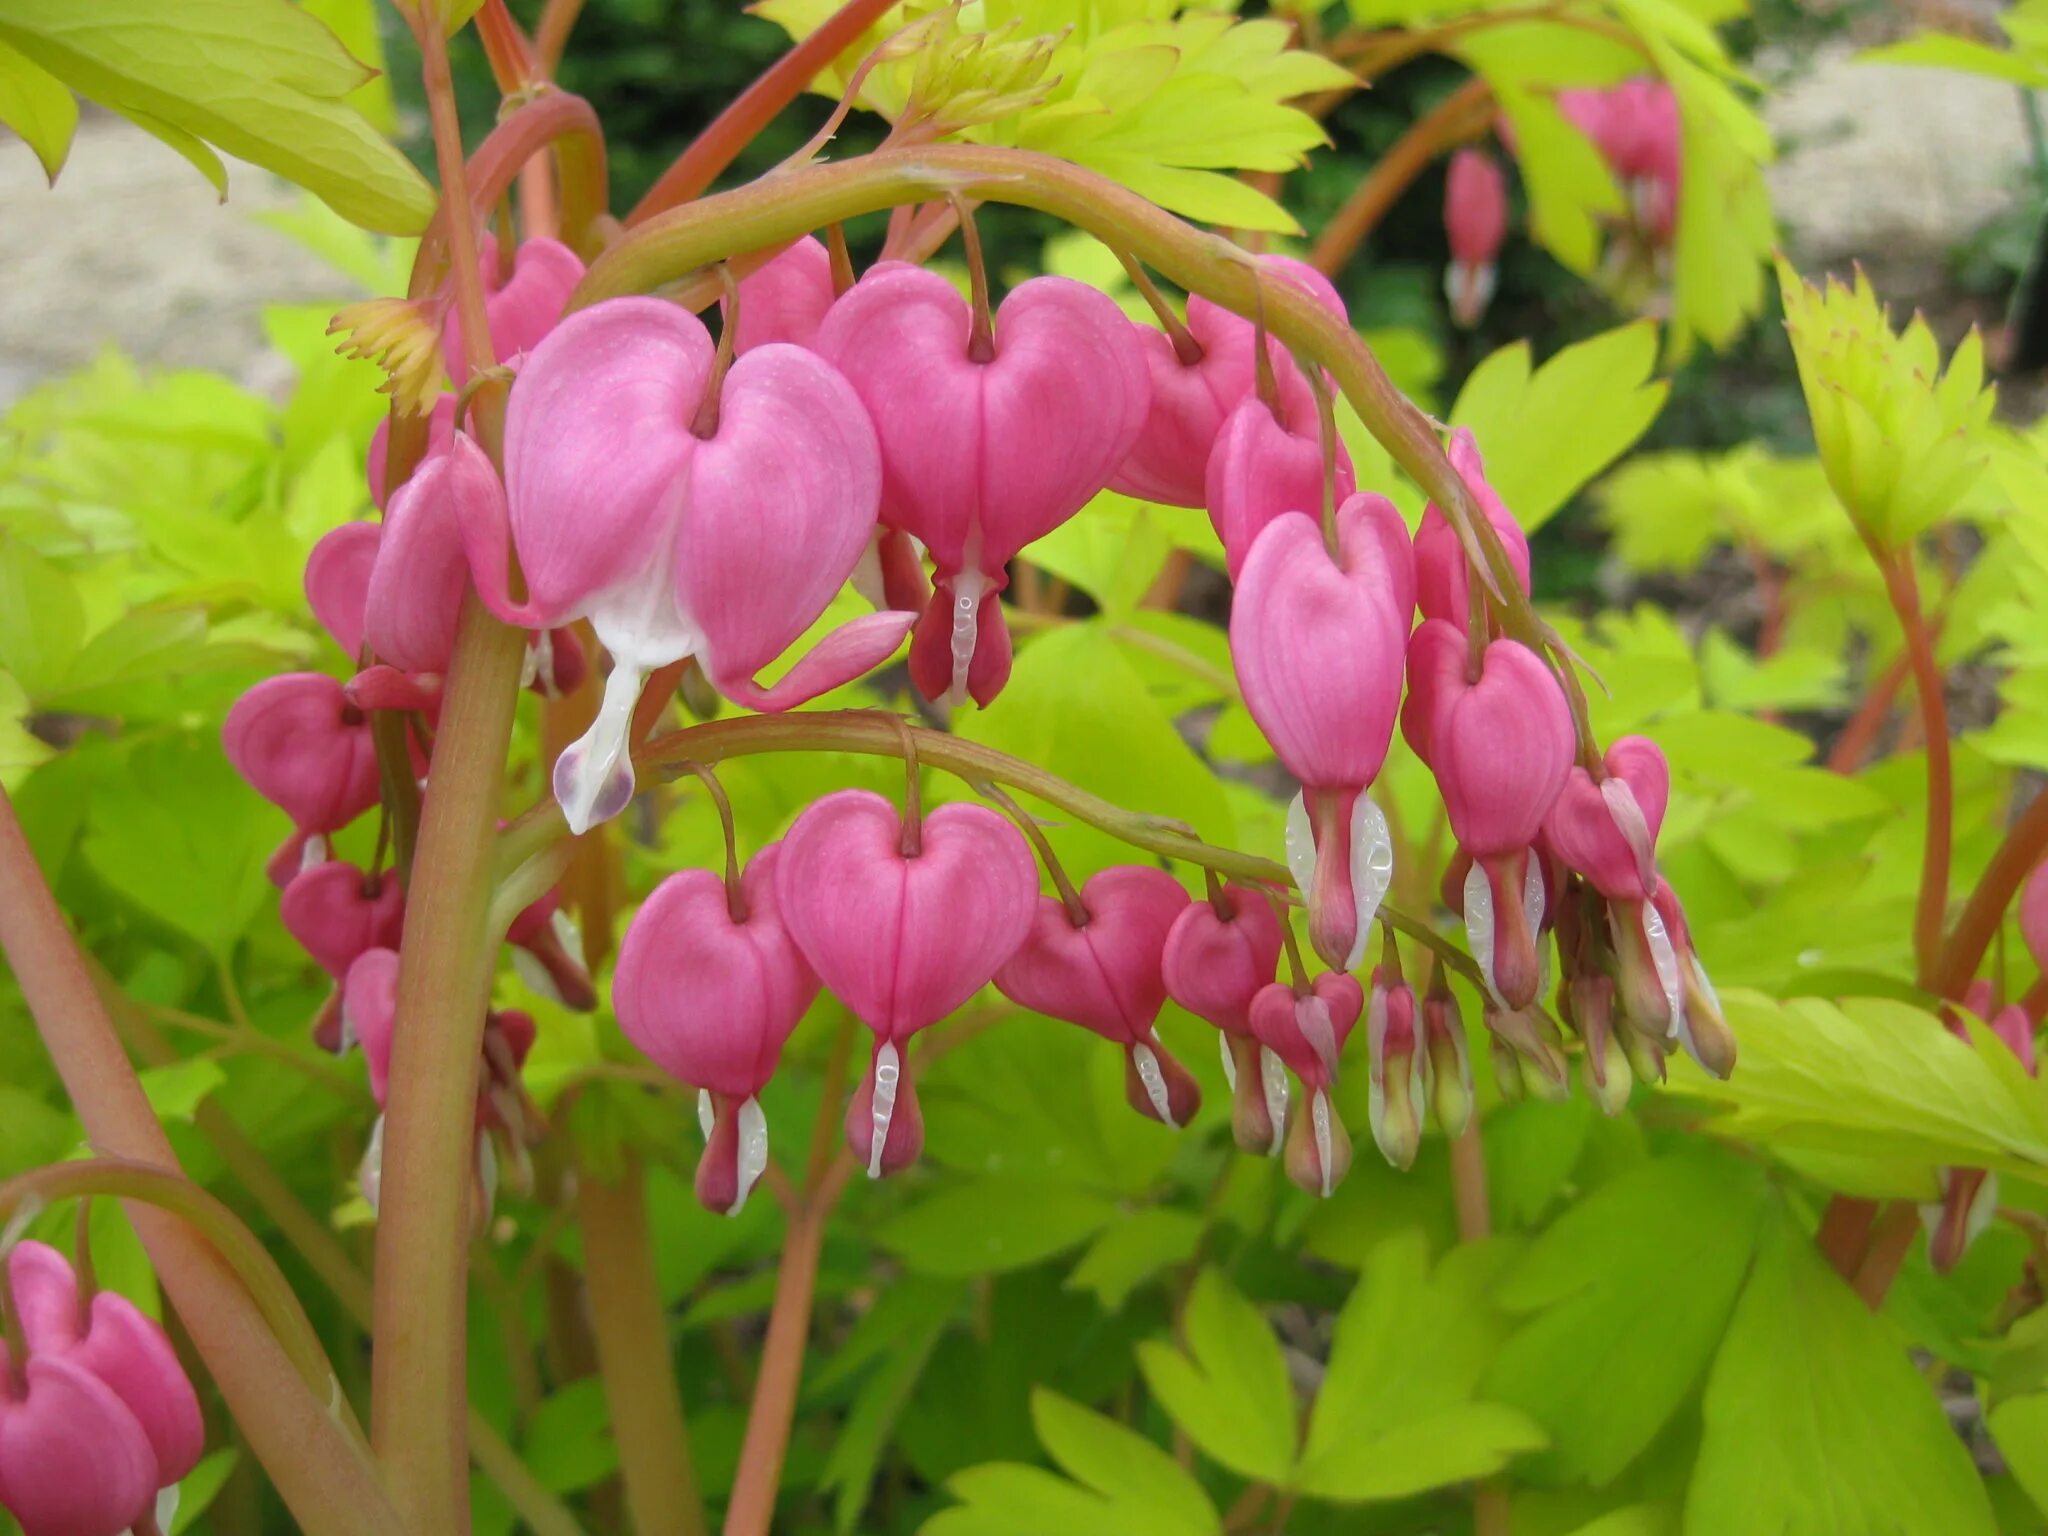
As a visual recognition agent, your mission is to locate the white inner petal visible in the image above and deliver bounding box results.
[1463,860,1499,1006]
[1345,797,1395,971]
[1218,1032,1238,1091]
[1259,1046,1290,1157]
[869,1041,901,1180]
[510,944,564,1005]
[152,1482,181,1536]
[730,1095,770,1217]
[301,833,330,877]
[697,1088,715,1142]
[946,567,988,708]
[1130,1040,1176,1127]
[1284,791,1316,900]
[1311,1087,1335,1198]
[1641,902,1683,1040]
[359,1114,387,1212]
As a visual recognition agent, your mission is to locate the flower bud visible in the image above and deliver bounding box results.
[1422,981,1473,1137]
[1162,885,1287,1153]
[1250,971,1364,1197]
[1411,430,1531,630]
[1367,966,1424,1169]
[1543,737,1669,902]
[1443,148,1508,329]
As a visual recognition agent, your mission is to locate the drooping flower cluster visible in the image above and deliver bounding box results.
[0,1241,204,1536]
[223,220,1736,1220]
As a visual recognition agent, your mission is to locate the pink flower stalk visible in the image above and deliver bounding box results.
[366,394,457,510]
[1366,963,1425,1168]
[776,789,1038,1177]
[614,843,819,1214]
[1113,255,1344,509]
[1230,497,1413,969]
[1250,971,1364,1197]
[304,521,381,660]
[223,673,381,879]
[816,266,1151,706]
[440,235,585,387]
[279,860,404,981]
[994,865,1200,1128]
[460,298,913,832]
[725,236,836,353]
[1411,429,1530,629]
[0,1241,204,1536]
[1443,148,1508,329]
[2020,860,2048,975]
[1559,79,1681,245]
[1162,884,1288,1151]
[1543,736,1669,901]
[1409,635,1574,1009]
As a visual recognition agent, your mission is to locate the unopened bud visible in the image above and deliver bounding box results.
[1490,1034,1524,1105]
[1283,1084,1352,1197]
[1368,967,1424,1169]
[1581,1029,1634,1115]
[1222,1033,1285,1155]
[1422,984,1473,1138]
[1123,1035,1203,1130]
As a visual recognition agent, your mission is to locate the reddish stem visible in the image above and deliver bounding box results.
[628,0,902,224]
[1309,77,1495,277]
[1852,1201,1921,1309]
[1873,549,1950,990]
[476,0,539,92]
[1827,652,1910,774]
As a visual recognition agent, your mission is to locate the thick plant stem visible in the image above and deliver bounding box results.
[576,1155,709,1536]
[0,790,407,1536]
[1851,1201,1921,1309]
[1448,1123,1509,1536]
[628,0,902,223]
[371,603,528,1532]
[1308,77,1495,277]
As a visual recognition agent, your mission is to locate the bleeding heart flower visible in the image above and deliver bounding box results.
[816,265,1150,706]
[1412,430,1530,629]
[223,673,381,859]
[614,843,819,1214]
[726,236,836,353]
[367,395,457,510]
[1543,736,1669,901]
[1250,970,1364,1197]
[775,789,1038,1178]
[1421,979,1473,1138]
[441,235,585,386]
[1,1242,204,1536]
[279,860,404,981]
[1414,638,1574,1010]
[1112,255,1344,509]
[1231,498,1412,970]
[1367,964,1424,1169]
[1444,148,1508,329]
[505,886,597,1013]
[461,298,912,832]
[1559,79,1681,245]
[304,521,381,660]
[0,1354,162,1536]
[995,865,1200,1127]
[1162,884,1289,1152]
[1205,392,1357,582]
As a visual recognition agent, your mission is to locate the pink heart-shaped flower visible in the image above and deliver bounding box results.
[441,235,585,386]
[367,394,457,510]
[775,790,1038,1042]
[280,861,405,980]
[1542,735,1669,901]
[222,673,380,833]
[0,1356,161,1536]
[726,235,836,354]
[1413,429,1530,628]
[1161,885,1285,1038]
[1205,394,1356,581]
[994,865,1189,1044]
[614,843,818,1098]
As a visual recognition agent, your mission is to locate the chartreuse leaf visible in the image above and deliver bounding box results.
[1988,1394,2048,1517]
[1449,324,1668,531]
[1066,1209,1202,1310]
[880,1176,1119,1277]
[0,35,75,180]
[820,1293,952,1533]
[1297,1233,1545,1500]
[0,535,86,697]
[138,1058,227,1123]
[1669,992,2048,1181]
[1029,1390,1219,1533]
[1686,1203,1998,1536]
[1486,1147,1769,1483]
[168,1447,240,1534]
[0,0,433,234]
[1136,1268,1295,1483]
[81,735,284,959]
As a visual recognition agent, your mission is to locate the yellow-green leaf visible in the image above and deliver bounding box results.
[0,35,75,180]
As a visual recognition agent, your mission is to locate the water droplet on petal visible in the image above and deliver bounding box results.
[869,1041,902,1180]
[1130,1041,1176,1127]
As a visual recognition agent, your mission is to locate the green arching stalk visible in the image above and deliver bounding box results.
[493,709,1492,994]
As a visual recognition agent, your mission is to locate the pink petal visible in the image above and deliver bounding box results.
[365,440,483,671]
[303,522,380,660]
[6,1243,82,1355]
[613,845,819,1097]
[1161,886,1284,1036]
[73,1290,206,1485]
[726,236,837,353]
[716,610,914,712]
[222,673,381,833]
[775,791,1039,1041]
[280,861,405,980]
[994,866,1190,1044]
[0,1356,160,1536]
[342,947,402,1103]
[445,236,586,386]
[1434,640,1576,856]
[367,395,457,510]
